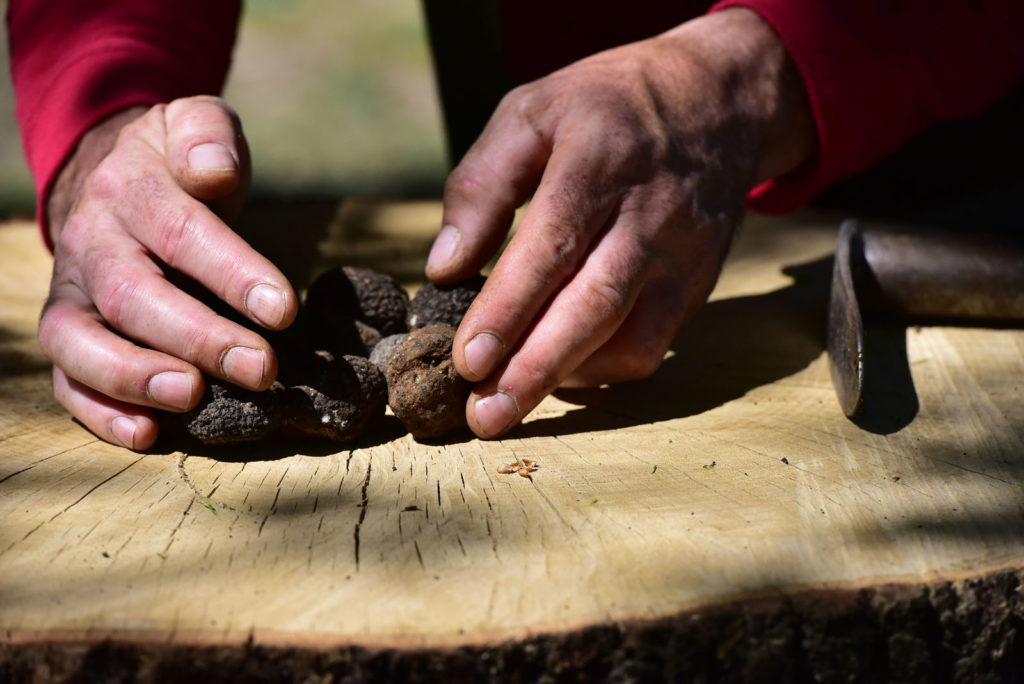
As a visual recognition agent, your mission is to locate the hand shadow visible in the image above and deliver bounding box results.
[513,256,836,438]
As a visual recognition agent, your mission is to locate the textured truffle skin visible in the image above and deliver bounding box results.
[282,352,387,442]
[406,274,485,329]
[384,324,469,439]
[343,266,409,335]
[305,266,409,339]
[183,381,284,445]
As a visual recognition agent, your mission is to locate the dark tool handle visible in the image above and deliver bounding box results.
[858,226,1024,320]
[829,221,865,416]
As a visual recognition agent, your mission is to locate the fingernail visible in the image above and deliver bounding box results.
[111,416,137,450]
[187,142,236,171]
[464,332,504,379]
[427,224,460,270]
[474,391,519,437]
[246,283,286,328]
[221,346,266,388]
[148,371,194,409]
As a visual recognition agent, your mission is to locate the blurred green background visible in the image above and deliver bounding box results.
[0,0,449,220]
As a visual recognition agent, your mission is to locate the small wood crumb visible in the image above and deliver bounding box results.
[498,458,539,478]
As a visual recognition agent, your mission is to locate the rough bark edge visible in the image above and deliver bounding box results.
[2,568,1021,683]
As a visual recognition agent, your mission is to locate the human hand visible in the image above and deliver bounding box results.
[425,9,815,438]
[39,96,298,450]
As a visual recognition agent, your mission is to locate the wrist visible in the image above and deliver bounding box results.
[46,106,148,245]
[658,8,816,186]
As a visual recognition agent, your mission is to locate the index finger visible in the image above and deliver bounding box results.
[87,121,296,332]
[452,125,625,382]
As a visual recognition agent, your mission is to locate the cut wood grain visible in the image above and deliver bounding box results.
[1,206,1022,680]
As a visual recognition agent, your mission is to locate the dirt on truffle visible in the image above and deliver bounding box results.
[384,324,469,440]
[180,381,284,445]
[406,274,484,329]
[281,352,387,442]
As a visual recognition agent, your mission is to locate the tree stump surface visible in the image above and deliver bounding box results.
[1,203,1022,681]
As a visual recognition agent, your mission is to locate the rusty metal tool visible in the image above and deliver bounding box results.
[827,219,1024,417]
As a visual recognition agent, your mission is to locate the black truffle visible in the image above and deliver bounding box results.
[355,320,382,352]
[406,274,485,329]
[281,351,387,442]
[305,266,409,339]
[181,380,284,445]
[384,324,470,439]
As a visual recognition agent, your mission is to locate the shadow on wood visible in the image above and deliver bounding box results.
[526,256,834,437]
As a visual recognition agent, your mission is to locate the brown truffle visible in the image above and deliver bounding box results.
[406,274,485,329]
[384,324,469,439]
[181,380,284,445]
[281,351,387,442]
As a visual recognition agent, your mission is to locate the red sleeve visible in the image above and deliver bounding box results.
[709,0,1024,214]
[6,0,241,241]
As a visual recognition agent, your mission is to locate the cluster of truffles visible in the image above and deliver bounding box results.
[162,268,484,445]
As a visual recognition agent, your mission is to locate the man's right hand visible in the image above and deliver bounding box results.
[39,96,298,450]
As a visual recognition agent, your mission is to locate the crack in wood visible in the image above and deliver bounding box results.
[54,456,145,519]
[163,499,196,555]
[353,457,372,570]
[276,465,291,488]
[0,444,74,486]
[178,455,241,513]
[413,540,424,569]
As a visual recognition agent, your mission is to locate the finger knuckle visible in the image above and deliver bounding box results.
[498,83,552,139]
[529,220,581,283]
[93,270,139,331]
[105,355,146,396]
[37,301,70,360]
[53,213,93,259]
[84,158,131,204]
[443,166,488,206]
[154,204,203,268]
[574,275,630,322]
[615,344,665,380]
[514,355,560,399]
[497,84,535,117]
[177,323,214,365]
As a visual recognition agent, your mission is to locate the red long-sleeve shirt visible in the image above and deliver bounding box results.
[6,1,240,240]
[8,0,1024,237]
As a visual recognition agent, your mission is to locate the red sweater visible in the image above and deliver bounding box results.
[8,0,1024,237]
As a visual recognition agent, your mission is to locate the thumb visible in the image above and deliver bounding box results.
[164,95,251,221]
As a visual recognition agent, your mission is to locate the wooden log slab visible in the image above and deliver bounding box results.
[1,204,1022,681]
